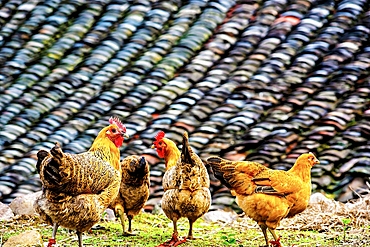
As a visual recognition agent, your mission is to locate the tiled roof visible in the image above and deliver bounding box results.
[0,0,369,210]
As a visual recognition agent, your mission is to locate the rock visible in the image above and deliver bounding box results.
[103,208,116,222]
[345,193,370,211]
[211,196,235,207]
[3,230,42,247]
[9,191,42,216]
[203,210,238,224]
[309,192,342,212]
[309,192,332,205]
[147,198,164,215]
[0,202,14,220]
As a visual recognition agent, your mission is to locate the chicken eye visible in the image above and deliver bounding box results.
[111,128,117,133]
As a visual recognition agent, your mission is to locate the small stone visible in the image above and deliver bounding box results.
[9,191,42,216]
[309,192,332,205]
[203,210,238,224]
[309,192,340,212]
[3,230,42,247]
[103,208,116,221]
[0,202,14,220]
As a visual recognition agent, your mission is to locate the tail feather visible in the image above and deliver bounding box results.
[44,165,63,186]
[138,157,147,171]
[37,143,66,189]
[36,150,49,174]
[50,142,64,161]
[207,157,233,189]
[208,156,271,195]
[132,156,148,178]
[181,131,192,165]
[121,155,149,186]
[174,131,210,190]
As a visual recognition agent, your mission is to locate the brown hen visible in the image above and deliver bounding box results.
[152,131,211,247]
[34,117,128,247]
[207,153,320,247]
[109,155,150,235]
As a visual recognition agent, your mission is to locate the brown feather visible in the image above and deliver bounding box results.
[160,131,211,242]
[109,155,150,234]
[34,121,126,246]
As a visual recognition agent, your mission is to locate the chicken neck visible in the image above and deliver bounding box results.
[89,138,121,171]
[164,145,180,170]
[287,160,312,184]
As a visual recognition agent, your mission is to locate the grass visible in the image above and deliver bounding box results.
[1,211,369,247]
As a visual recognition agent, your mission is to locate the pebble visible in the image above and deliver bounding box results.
[2,230,42,247]
[0,201,14,221]
[9,191,41,216]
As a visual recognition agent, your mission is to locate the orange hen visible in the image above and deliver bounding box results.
[207,153,320,247]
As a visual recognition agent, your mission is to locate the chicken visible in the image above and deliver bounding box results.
[152,131,211,246]
[207,153,320,247]
[109,155,150,235]
[34,116,129,247]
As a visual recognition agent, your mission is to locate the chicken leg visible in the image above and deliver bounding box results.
[259,223,282,247]
[77,231,83,247]
[115,205,127,235]
[114,205,136,236]
[259,224,269,247]
[47,223,59,247]
[126,215,136,235]
[268,228,282,247]
[187,219,195,240]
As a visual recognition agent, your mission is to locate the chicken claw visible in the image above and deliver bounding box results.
[122,231,137,236]
[155,233,187,247]
[173,237,187,247]
[269,236,282,247]
[47,238,56,247]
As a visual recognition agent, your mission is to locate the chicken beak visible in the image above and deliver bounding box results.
[315,158,320,164]
[151,144,155,149]
[122,132,129,139]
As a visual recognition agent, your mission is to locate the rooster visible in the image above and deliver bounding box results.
[109,155,150,235]
[152,131,211,247]
[34,116,129,247]
[207,153,320,247]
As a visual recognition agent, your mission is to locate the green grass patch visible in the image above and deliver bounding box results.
[1,212,369,246]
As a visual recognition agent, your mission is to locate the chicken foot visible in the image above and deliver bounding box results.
[268,228,282,247]
[124,216,137,236]
[258,224,282,247]
[155,221,187,247]
[47,223,59,247]
[187,219,197,240]
[269,236,282,247]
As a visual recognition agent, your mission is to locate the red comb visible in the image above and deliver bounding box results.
[155,131,165,140]
[109,116,126,132]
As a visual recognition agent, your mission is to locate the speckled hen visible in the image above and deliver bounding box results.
[34,117,128,247]
[152,131,211,246]
[109,155,150,235]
